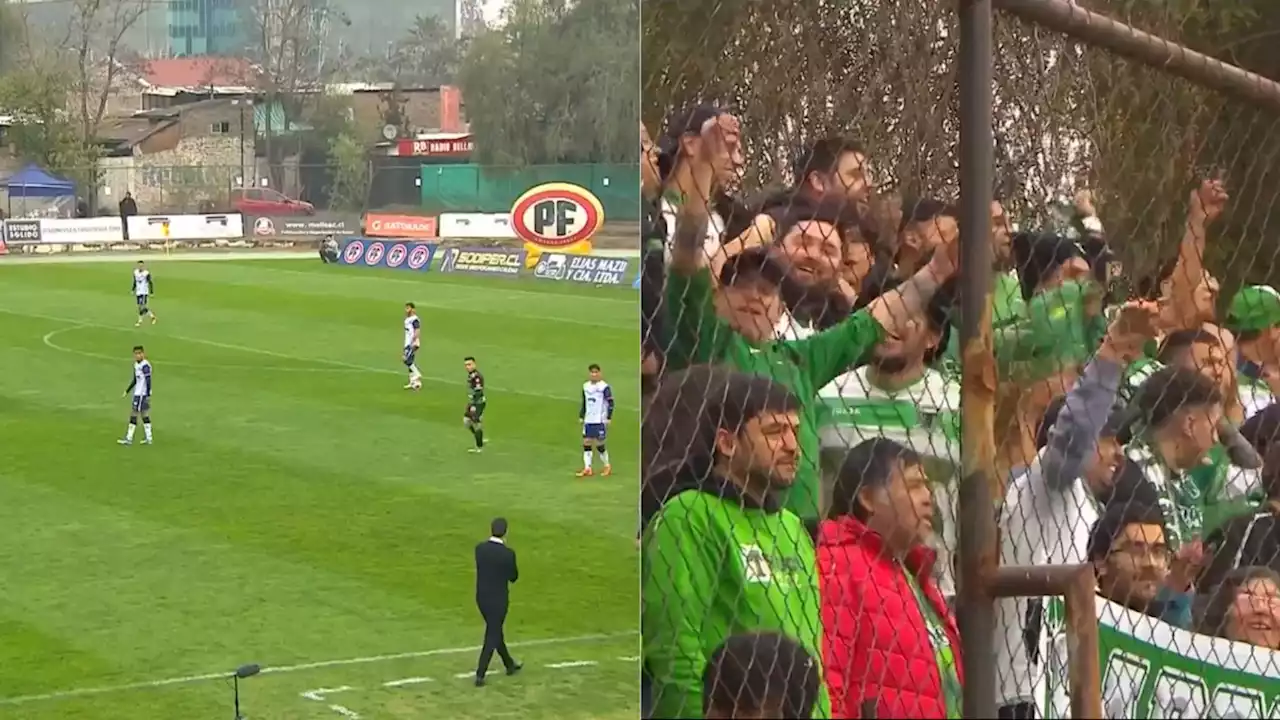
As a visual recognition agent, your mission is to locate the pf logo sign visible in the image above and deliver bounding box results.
[510,183,604,248]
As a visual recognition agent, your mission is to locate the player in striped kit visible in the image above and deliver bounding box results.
[403,302,422,390]
[118,345,154,445]
[132,261,157,326]
[577,363,614,477]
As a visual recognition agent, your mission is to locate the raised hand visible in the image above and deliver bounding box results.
[1189,177,1228,225]
[1098,300,1162,364]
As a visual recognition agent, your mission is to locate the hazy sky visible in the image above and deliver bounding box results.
[480,0,505,26]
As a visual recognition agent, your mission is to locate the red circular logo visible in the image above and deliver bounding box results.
[408,244,433,269]
[253,217,275,236]
[342,240,365,263]
[364,241,386,265]
[510,183,605,248]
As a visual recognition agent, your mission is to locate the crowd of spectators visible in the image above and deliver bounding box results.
[639,103,1280,718]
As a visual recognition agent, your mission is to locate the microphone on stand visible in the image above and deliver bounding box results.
[232,663,261,720]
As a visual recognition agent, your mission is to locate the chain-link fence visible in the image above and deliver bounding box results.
[641,0,1280,717]
[5,160,645,222]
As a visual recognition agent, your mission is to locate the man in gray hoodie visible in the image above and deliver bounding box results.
[995,301,1160,718]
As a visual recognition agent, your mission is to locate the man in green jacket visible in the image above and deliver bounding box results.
[643,366,829,718]
[666,193,959,525]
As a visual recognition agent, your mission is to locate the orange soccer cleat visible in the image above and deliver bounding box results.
[600,465,612,477]
[576,468,594,478]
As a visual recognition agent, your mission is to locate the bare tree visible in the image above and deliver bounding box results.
[61,0,150,145]
[241,0,335,187]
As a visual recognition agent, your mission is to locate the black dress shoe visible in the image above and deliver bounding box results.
[474,676,486,687]
[506,662,523,676]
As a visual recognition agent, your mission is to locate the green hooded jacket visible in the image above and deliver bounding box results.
[642,481,830,719]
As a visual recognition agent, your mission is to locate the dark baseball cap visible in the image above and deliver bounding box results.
[719,247,788,289]
[657,104,727,180]
[1036,395,1129,450]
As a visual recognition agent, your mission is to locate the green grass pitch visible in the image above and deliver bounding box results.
[0,257,639,720]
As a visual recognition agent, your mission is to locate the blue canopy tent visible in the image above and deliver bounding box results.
[1,164,77,217]
[1,164,75,198]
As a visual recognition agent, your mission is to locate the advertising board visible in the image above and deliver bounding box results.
[126,214,244,242]
[338,238,437,272]
[438,247,526,277]
[248,214,360,238]
[2,219,43,244]
[364,214,438,239]
[532,253,632,285]
[437,213,517,239]
[39,217,124,244]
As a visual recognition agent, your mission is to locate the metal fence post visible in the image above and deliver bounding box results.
[957,0,998,717]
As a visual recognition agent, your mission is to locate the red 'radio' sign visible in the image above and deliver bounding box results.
[397,136,474,157]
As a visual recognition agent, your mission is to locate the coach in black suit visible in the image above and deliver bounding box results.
[474,517,522,686]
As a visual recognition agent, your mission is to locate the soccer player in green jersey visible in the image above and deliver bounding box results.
[463,356,486,452]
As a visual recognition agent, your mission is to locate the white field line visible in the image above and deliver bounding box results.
[381,677,433,687]
[41,327,361,375]
[0,250,311,265]
[545,660,598,669]
[328,704,362,719]
[617,655,640,661]
[451,672,475,679]
[0,631,633,707]
[8,308,575,402]
[300,686,354,702]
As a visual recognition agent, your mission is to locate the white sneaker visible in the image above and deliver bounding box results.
[142,438,152,445]
[117,438,132,445]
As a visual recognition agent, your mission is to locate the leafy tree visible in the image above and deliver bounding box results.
[327,130,369,212]
[389,14,459,86]
[0,65,100,187]
[0,3,19,72]
[459,0,638,165]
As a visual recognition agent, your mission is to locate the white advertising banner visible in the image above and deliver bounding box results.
[438,213,517,239]
[39,217,124,244]
[126,214,244,242]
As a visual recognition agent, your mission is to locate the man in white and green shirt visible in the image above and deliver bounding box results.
[818,276,961,594]
[1121,328,1264,531]
[1125,365,1228,548]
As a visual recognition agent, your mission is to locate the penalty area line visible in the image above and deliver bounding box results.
[0,631,634,707]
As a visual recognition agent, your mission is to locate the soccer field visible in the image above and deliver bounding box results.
[0,257,639,720]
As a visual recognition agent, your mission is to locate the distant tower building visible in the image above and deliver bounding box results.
[166,0,246,56]
[457,0,484,38]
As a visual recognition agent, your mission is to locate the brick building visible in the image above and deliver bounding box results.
[97,99,255,213]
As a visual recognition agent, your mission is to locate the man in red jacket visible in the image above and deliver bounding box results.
[818,437,962,719]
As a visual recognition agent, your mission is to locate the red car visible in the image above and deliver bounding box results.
[229,187,314,216]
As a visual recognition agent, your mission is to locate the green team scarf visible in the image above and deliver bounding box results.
[1125,438,1203,548]
[904,569,963,718]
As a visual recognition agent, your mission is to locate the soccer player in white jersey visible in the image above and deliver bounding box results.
[132,261,157,326]
[577,363,614,477]
[118,344,154,445]
[403,302,422,390]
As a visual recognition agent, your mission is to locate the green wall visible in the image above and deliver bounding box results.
[419,163,640,222]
